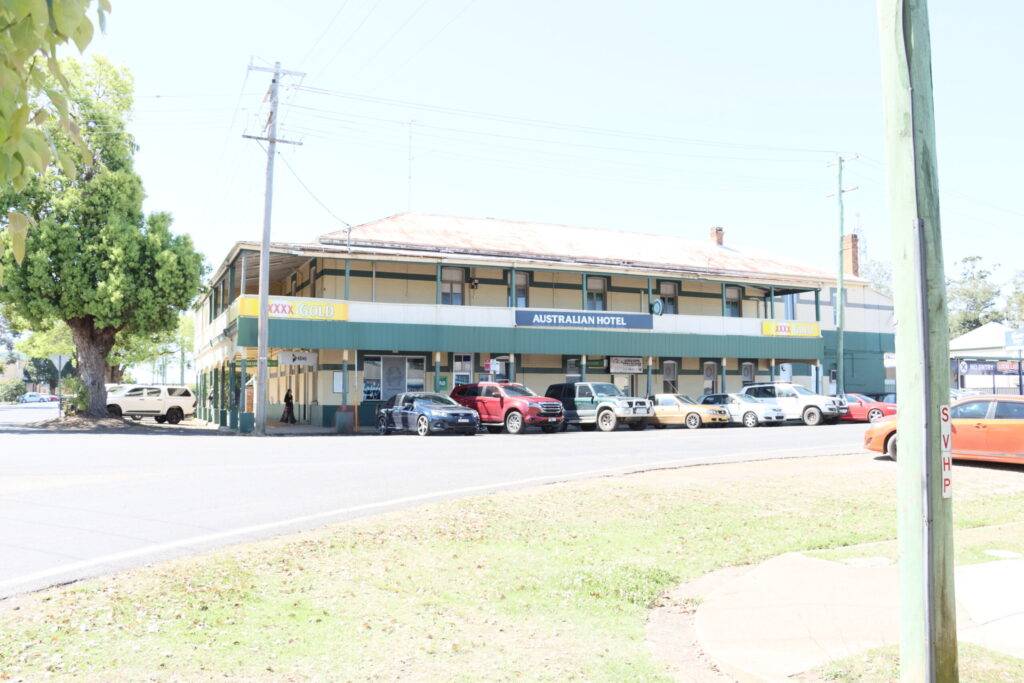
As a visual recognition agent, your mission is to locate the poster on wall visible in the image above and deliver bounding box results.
[609,357,644,374]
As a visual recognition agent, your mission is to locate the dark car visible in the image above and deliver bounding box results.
[451,381,564,434]
[377,392,479,436]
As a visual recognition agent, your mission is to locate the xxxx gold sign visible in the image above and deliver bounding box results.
[237,295,348,321]
[761,320,821,338]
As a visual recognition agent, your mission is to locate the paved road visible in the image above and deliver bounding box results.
[0,422,870,598]
[0,402,58,425]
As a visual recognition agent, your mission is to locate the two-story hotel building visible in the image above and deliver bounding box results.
[194,213,895,430]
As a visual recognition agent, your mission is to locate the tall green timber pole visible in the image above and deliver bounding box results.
[877,1,957,681]
[835,155,846,397]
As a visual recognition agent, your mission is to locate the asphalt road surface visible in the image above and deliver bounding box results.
[0,421,870,598]
[0,402,58,425]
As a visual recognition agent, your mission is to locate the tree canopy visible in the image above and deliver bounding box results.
[946,256,1003,338]
[0,57,204,416]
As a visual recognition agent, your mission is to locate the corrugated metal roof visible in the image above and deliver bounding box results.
[319,213,861,287]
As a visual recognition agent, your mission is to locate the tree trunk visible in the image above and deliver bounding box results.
[68,317,118,418]
[106,364,125,384]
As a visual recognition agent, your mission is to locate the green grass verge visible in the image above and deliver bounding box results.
[1,456,1023,680]
[812,643,1024,682]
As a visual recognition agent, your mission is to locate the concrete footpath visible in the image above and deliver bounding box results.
[693,553,1024,680]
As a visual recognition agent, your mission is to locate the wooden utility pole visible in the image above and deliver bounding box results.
[877,1,958,681]
[244,61,304,435]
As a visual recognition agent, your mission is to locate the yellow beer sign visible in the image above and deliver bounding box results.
[761,320,821,338]
[236,295,348,321]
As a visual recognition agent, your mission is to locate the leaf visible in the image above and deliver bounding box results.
[58,149,76,178]
[50,0,87,37]
[72,14,93,52]
[7,0,35,22]
[32,108,49,126]
[6,211,34,265]
[9,105,30,143]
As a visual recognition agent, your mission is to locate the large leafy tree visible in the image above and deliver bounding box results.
[0,57,203,416]
[946,256,1002,338]
[1003,272,1024,331]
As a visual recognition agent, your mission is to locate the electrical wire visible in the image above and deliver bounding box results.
[349,0,433,81]
[299,0,354,67]
[314,0,387,81]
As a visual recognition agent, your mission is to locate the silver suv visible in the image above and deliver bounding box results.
[739,382,846,426]
[544,381,652,432]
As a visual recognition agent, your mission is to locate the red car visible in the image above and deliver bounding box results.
[842,393,897,423]
[450,381,564,434]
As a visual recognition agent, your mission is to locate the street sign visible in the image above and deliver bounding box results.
[940,404,952,499]
[1005,329,1024,351]
[883,352,897,368]
[609,356,643,374]
[279,351,318,367]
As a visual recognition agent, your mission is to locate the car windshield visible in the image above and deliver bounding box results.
[418,394,457,406]
[735,394,761,403]
[675,395,697,404]
[792,386,816,396]
[501,384,535,397]
[591,383,622,397]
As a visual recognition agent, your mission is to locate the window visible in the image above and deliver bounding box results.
[995,402,1024,420]
[502,384,536,397]
[657,396,677,407]
[482,385,501,399]
[659,281,679,314]
[168,388,192,397]
[591,383,622,397]
[406,357,425,392]
[586,276,607,311]
[441,267,465,305]
[662,360,678,393]
[362,358,382,400]
[145,388,161,397]
[952,401,991,419]
[453,354,473,387]
[748,386,775,399]
[461,385,480,398]
[724,286,742,317]
[784,294,797,320]
[566,358,581,381]
[513,271,529,308]
[124,387,144,397]
[576,385,594,399]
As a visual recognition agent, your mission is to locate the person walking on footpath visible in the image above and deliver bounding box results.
[282,388,297,424]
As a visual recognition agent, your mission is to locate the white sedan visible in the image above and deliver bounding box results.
[699,393,786,428]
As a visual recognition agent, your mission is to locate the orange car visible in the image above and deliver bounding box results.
[864,395,1024,465]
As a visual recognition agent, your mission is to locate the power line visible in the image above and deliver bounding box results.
[292,84,842,155]
[300,0,354,67]
[275,146,353,228]
[349,0,434,81]
[314,0,386,81]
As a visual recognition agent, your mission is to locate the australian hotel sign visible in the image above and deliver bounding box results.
[514,310,653,330]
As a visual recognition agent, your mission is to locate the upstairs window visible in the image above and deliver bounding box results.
[441,267,465,305]
[724,286,742,317]
[659,281,679,314]
[513,271,529,308]
[586,277,607,311]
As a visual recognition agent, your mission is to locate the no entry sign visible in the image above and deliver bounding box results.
[940,404,952,498]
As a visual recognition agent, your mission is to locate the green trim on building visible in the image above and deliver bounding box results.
[235,317,826,360]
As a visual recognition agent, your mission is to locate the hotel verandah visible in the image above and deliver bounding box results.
[193,213,895,430]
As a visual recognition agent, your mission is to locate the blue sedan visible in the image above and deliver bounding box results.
[377,392,479,436]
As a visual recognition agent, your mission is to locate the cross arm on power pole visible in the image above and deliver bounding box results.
[241,134,304,146]
[247,64,306,77]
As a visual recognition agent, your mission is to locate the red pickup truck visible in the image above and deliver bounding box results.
[450,381,564,434]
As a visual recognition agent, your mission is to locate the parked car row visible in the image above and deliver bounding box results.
[17,392,59,403]
[376,380,861,436]
[105,384,197,424]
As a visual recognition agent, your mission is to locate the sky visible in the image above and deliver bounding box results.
[83,0,1024,287]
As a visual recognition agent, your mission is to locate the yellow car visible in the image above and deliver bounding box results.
[648,393,731,429]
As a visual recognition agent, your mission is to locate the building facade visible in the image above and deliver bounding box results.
[194,214,895,429]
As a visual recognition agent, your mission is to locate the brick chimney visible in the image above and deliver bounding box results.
[710,226,724,246]
[842,233,860,277]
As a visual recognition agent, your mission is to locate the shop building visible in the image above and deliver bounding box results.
[193,214,895,430]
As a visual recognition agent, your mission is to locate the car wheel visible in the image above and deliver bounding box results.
[107,405,122,418]
[504,411,524,434]
[166,408,183,425]
[684,413,702,430]
[802,406,822,426]
[596,410,617,432]
[377,416,390,435]
[627,421,646,431]
[155,416,167,424]
[742,411,759,428]
[886,434,898,461]
[867,408,884,423]
[416,415,431,437]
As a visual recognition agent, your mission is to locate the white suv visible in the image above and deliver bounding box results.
[739,382,846,426]
[106,385,196,424]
